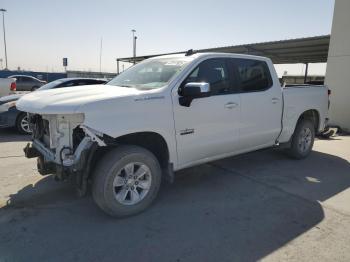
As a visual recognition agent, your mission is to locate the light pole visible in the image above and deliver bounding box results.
[99,37,103,74]
[131,29,137,64]
[0,9,8,70]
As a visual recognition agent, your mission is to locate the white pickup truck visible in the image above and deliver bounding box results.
[17,52,329,217]
[0,78,16,97]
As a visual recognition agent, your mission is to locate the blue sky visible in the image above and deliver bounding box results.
[1,0,335,75]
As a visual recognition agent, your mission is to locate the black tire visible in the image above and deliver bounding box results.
[16,113,32,134]
[92,145,162,218]
[31,86,39,91]
[288,119,315,159]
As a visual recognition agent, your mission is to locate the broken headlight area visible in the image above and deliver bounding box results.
[24,113,106,183]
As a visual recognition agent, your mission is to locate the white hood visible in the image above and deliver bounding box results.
[16,84,142,114]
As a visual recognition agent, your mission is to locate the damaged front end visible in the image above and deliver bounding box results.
[24,113,106,196]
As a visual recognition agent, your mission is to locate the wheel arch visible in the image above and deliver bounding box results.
[109,131,171,170]
[296,109,320,133]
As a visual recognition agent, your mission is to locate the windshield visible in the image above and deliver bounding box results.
[37,79,65,91]
[107,57,192,90]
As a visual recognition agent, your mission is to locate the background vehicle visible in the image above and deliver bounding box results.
[17,53,329,217]
[8,75,46,91]
[0,78,107,134]
[0,78,16,97]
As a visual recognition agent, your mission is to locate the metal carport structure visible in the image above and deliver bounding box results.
[116,35,330,82]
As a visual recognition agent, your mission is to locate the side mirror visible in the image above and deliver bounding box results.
[178,82,211,107]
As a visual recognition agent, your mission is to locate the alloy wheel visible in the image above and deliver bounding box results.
[298,127,312,153]
[113,162,152,205]
[20,115,32,134]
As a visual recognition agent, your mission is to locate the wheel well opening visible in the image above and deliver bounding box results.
[113,132,170,169]
[299,110,320,132]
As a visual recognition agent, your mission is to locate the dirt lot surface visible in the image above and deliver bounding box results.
[1,128,349,262]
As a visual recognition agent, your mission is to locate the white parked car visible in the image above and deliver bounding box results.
[0,78,16,98]
[17,52,329,217]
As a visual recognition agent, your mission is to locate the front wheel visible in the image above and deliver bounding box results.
[287,119,315,159]
[16,113,32,134]
[92,145,162,217]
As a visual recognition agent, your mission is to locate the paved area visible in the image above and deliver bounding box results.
[0,128,349,262]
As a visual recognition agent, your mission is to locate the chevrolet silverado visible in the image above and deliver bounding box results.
[17,52,329,217]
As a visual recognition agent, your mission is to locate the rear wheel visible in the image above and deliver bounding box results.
[16,113,32,134]
[288,119,315,159]
[92,145,162,217]
[31,86,39,91]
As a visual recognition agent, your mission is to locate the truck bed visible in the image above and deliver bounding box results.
[278,84,329,143]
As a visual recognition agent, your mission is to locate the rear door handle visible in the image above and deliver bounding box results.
[272,97,280,104]
[225,102,239,109]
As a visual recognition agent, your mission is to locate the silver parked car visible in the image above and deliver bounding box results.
[8,75,46,91]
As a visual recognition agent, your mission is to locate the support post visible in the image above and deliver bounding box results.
[304,63,309,84]
[117,59,120,75]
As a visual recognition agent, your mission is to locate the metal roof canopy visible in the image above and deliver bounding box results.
[116,35,330,65]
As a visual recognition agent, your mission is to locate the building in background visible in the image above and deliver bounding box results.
[325,0,350,131]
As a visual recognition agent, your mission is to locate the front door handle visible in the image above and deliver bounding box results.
[225,102,239,109]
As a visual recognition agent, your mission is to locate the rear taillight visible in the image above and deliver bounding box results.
[10,82,16,91]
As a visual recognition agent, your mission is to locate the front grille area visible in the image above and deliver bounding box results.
[30,114,50,147]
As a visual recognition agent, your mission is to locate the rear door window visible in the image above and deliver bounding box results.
[22,77,31,82]
[231,59,272,92]
[88,80,106,85]
[82,80,103,85]
[61,81,76,87]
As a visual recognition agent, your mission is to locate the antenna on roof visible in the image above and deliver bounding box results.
[185,49,195,56]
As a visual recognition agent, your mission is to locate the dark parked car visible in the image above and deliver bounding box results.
[7,75,47,91]
[0,78,107,134]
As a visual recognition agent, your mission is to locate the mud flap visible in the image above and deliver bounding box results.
[163,163,175,184]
